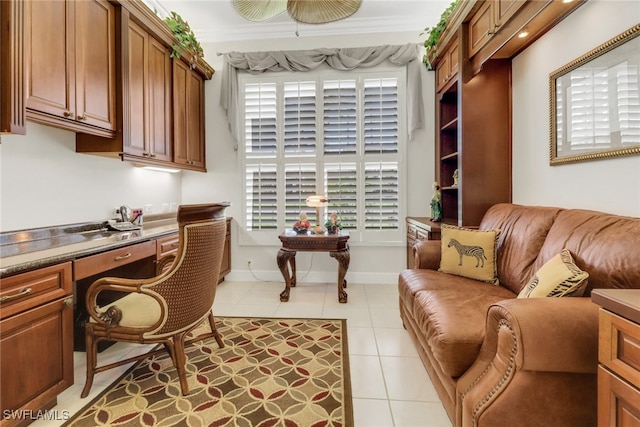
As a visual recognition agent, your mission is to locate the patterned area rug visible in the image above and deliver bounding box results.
[65,317,352,427]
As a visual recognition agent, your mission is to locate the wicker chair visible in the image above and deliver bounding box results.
[81,203,229,398]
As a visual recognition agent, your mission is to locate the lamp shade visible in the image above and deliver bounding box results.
[306,195,328,207]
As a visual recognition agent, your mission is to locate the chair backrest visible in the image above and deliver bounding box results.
[145,203,229,336]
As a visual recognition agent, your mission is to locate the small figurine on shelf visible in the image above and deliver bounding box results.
[430,181,442,222]
[293,212,311,234]
[324,211,343,234]
[452,169,459,187]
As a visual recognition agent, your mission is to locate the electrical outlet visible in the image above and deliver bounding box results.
[247,259,253,267]
[144,204,153,213]
[170,203,178,212]
[162,203,170,213]
[113,207,120,216]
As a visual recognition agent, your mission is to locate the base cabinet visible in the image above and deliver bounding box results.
[406,217,441,268]
[0,263,74,427]
[592,290,640,427]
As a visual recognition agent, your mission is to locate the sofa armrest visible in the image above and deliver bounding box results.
[456,297,599,427]
[413,239,441,270]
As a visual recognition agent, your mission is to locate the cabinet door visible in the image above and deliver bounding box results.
[0,0,27,134]
[468,1,494,57]
[148,37,172,162]
[25,0,74,119]
[74,0,116,131]
[125,19,148,157]
[173,59,206,170]
[494,0,526,27]
[0,297,74,420]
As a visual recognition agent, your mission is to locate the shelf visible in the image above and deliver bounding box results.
[442,186,459,191]
[441,152,458,161]
[441,117,458,132]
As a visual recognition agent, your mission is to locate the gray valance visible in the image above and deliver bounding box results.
[220,44,423,148]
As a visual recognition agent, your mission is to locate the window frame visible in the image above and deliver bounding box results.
[238,65,407,246]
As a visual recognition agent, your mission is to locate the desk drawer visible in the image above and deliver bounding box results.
[73,240,156,281]
[599,309,640,390]
[156,233,179,259]
[0,262,72,320]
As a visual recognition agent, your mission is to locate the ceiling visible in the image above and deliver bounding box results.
[145,0,452,44]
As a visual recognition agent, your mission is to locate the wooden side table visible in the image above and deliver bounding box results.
[406,217,441,268]
[277,230,350,303]
[591,289,640,427]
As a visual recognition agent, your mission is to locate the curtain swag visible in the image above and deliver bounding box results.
[219,44,424,148]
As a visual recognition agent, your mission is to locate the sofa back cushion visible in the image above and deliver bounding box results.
[479,203,564,294]
[533,209,640,294]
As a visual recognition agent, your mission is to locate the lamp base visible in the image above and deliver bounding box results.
[312,225,324,234]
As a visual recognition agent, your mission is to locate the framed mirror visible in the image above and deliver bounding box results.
[550,24,640,165]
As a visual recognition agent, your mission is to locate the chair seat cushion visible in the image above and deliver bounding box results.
[99,292,162,328]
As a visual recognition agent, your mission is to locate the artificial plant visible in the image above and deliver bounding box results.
[421,0,459,69]
[164,11,204,66]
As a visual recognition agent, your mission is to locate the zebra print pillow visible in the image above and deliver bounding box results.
[439,224,501,284]
[518,249,589,298]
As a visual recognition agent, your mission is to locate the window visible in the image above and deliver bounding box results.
[241,68,406,244]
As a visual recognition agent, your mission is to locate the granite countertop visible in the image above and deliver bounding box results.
[0,214,179,278]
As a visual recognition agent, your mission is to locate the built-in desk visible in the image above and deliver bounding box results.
[0,215,232,426]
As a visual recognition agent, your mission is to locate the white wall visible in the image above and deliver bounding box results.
[183,31,435,283]
[512,1,640,216]
[0,123,182,230]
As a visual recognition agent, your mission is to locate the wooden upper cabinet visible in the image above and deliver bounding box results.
[435,38,459,92]
[173,59,206,171]
[468,0,526,57]
[25,0,116,137]
[0,0,27,135]
[123,19,172,163]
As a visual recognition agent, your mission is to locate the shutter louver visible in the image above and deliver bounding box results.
[285,165,317,224]
[284,82,317,156]
[364,162,399,230]
[323,80,357,155]
[245,164,278,230]
[364,78,398,154]
[245,83,277,156]
[325,163,357,229]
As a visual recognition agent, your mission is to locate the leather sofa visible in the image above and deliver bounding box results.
[398,203,640,427]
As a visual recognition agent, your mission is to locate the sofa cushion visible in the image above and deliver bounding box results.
[518,249,589,298]
[440,224,500,284]
[412,283,516,378]
[533,209,640,294]
[479,203,564,295]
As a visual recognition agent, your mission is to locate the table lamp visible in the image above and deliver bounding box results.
[306,195,328,234]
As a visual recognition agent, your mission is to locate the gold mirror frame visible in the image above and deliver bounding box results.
[549,24,640,165]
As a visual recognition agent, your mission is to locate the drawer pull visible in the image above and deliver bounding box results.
[64,297,74,306]
[114,253,132,261]
[0,287,33,303]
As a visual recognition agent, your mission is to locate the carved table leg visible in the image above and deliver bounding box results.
[330,249,350,303]
[277,249,296,302]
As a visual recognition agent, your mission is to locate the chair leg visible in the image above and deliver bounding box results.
[81,326,97,398]
[208,312,225,348]
[172,333,190,395]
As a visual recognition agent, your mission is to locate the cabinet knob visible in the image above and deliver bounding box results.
[63,111,74,118]
[77,114,87,121]
[63,297,74,306]
[149,153,156,158]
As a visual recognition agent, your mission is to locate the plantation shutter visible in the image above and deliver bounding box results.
[284,82,317,155]
[364,78,398,154]
[323,80,357,155]
[244,83,277,155]
[245,164,277,230]
[364,162,399,229]
[324,163,358,229]
[285,164,317,224]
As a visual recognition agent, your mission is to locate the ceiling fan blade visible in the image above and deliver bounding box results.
[287,0,362,25]
[232,0,288,22]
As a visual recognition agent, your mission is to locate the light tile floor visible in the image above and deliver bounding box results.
[33,280,452,427]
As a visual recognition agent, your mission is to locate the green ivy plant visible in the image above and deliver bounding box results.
[421,0,459,69]
[164,11,204,66]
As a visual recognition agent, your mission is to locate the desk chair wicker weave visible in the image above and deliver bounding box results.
[81,203,229,398]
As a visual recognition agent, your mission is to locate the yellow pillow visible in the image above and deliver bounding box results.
[518,249,589,298]
[439,224,500,284]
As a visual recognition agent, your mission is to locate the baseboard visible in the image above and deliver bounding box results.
[224,269,399,285]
